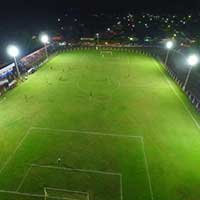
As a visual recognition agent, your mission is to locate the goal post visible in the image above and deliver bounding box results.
[44,187,48,200]
[100,51,113,57]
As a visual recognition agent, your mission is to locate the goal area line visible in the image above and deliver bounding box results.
[45,187,89,196]
[30,163,122,176]
[45,187,90,200]
[19,163,122,200]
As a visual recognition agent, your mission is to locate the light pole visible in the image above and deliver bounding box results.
[40,34,49,59]
[165,40,174,65]
[7,45,21,78]
[96,33,99,46]
[129,37,134,45]
[183,54,199,91]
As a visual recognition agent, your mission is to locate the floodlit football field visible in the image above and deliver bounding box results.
[1,49,200,200]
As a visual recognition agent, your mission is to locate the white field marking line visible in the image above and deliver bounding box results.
[0,127,33,175]
[16,165,33,192]
[119,174,123,200]
[154,60,200,130]
[0,189,78,200]
[47,195,79,200]
[31,163,122,177]
[45,188,82,200]
[46,187,89,195]
[31,126,142,139]
[46,187,90,200]
[140,137,154,200]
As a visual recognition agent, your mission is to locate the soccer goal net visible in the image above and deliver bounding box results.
[100,51,113,57]
[44,187,89,200]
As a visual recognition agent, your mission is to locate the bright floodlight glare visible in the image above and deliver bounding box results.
[166,41,173,49]
[129,37,134,41]
[187,54,199,66]
[41,34,49,44]
[7,45,19,57]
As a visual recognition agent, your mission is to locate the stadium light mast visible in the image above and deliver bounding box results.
[7,45,21,78]
[40,34,49,59]
[165,40,174,65]
[183,54,199,91]
[96,33,100,45]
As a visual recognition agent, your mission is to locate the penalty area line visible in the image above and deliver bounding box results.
[46,187,89,195]
[31,163,122,176]
[31,126,142,139]
[30,127,150,200]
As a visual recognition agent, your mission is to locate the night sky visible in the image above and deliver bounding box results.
[0,0,199,64]
[1,0,200,22]
[0,0,199,38]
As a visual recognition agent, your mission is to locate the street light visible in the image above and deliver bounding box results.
[7,45,21,78]
[183,54,199,91]
[165,40,174,65]
[40,34,49,59]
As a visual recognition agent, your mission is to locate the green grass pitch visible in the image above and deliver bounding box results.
[1,49,200,200]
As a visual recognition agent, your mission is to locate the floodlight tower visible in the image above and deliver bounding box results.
[7,45,21,78]
[96,33,100,45]
[183,54,199,91]
[165,40,174,65]
[129,37,134,41]
[40,34,49,59]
